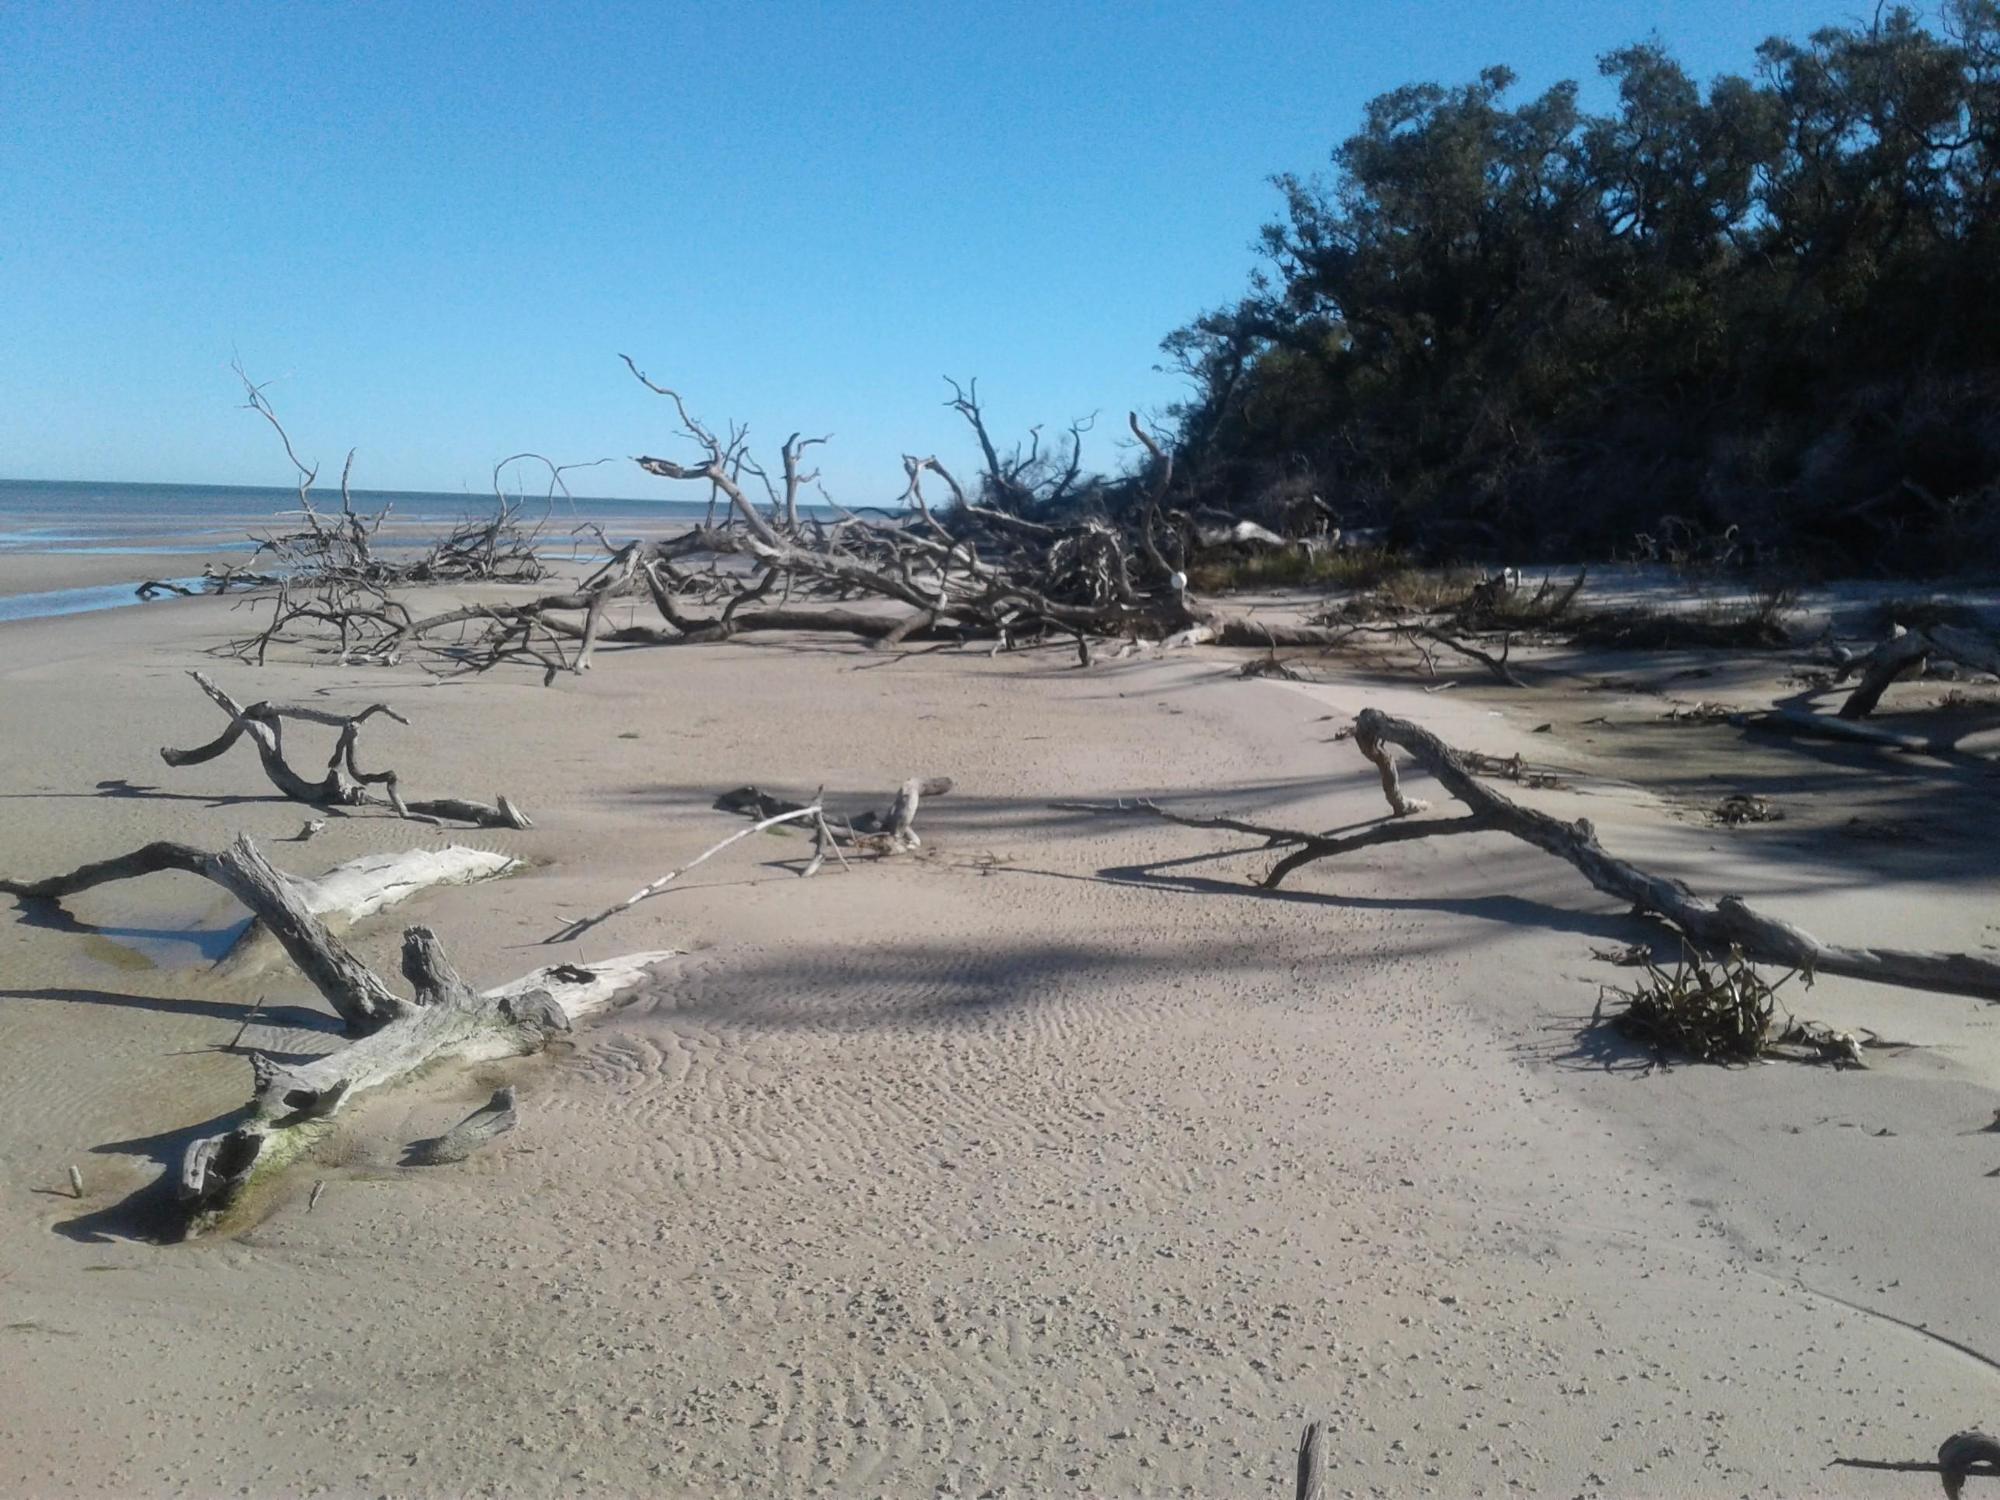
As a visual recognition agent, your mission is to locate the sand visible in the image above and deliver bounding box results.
[3,550,1998,1497]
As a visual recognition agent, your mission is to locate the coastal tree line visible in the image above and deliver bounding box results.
[1145,2,2000,573]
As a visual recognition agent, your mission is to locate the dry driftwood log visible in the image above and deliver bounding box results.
[1295,1422,1326,1500]
[1315,708,2000,1000]
[1836,623,2000,719]
[163,670,532,828]
[2,834,673,1230]
[216,843,520,972]
[1069,708,2000,1002]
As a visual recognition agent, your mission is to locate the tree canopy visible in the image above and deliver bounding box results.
[1162,3,2000,572]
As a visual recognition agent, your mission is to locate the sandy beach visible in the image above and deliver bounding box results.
[3,548,1999,1497]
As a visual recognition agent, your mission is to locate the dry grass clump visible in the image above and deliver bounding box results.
[1452,570,1589,630]
[1598,943,1804,1062]
[1312,565,1484,621]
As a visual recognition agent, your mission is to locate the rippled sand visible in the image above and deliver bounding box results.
[4,558,1998,1496]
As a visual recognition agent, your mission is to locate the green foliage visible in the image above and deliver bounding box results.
[1164,4,2000,573]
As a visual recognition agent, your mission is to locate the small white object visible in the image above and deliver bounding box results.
[1168,570,1188,595]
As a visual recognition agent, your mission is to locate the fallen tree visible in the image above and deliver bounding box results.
[217,361,1462,675]
[1,833,673,1233]
[1067,706,2000,1002]
[1834,622,2000,720]
[232,365,562,591]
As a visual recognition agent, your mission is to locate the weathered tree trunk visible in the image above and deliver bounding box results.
[4,834,674,1230]
[194,935,670,1222]
[1311,709,2000,1000]
[1838,624,2000,719]
[217,844,520,972]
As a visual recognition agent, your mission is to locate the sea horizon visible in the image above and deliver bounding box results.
[0,475,838,557]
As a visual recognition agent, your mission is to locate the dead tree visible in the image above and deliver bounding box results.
[231,368,560,591]
[1068,707,2000,1002]
[1,834,673,1231]
[215,360,1555,678]
[162,671,532,828]
[1835,623,2000,719]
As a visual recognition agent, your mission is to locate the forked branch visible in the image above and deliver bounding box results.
[162,671,532,828]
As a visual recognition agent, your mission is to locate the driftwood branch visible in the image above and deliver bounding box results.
[4,832,672,1231]
[1275,709,2000,1000]
[715,777,956,845]
[404,1086,519,1165]
[546,804,823,944]
[162,671,532,828]
[549,776,954,944]
[1838,623,2000,719]
[1831,1429,2000,1495]
[1295,1422,1326,1500]
[1070,708,2000,1003]
[4,834,407,1030]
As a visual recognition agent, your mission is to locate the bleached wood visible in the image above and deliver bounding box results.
[220,845,520,971]
[404,1086,519,1165]
[1296,1423,1326,1500]
[2,834,408,1030]
[1302,708,2000,1001]
[546,804,822,943]
[1839,623,2000,719]
[299,846,520,922]
[183,935,677,1223]
[5,833,671,1228]
[886,777,926,847]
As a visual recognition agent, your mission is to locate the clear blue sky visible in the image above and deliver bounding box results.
[2,0,1844,502]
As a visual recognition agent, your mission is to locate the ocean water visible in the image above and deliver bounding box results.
[0,477,719,555]
[0,477,741,624]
